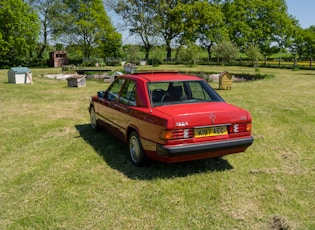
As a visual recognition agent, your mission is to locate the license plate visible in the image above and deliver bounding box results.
[194,126,227,138]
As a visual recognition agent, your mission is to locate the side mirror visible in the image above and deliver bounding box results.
[97,91,105,99]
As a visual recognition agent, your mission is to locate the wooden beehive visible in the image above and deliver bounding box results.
[66,75,86,87]
[219,71,232,90]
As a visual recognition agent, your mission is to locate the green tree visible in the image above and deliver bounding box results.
[294,28,305,59]
[177,42,201,66]
[27,0,63,64]
[291,26,315,69]
[114,1,227,61]
[100,30,123,61]
[223,0,295,58]
[150,46,165,66]
[289,26,306,69]
[213,40,239,65]
[56,0,121,61]
[0,0,40,67]
[124,44,139,64]
[154,1,190,60]
[246,44,263,68]
[192,1,228,61]
[114,0,156,61]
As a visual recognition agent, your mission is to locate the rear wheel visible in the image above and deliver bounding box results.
[129,131,150,166]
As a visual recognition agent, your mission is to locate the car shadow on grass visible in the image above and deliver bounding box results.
[75,124,233,180]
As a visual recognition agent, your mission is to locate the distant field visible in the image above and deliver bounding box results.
[0,66,314,229]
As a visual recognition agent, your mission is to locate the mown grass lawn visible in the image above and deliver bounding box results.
[0,66,314,229]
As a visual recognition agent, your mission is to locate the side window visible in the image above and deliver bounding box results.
[107,79,125,101]
[189,81,211,101]
[119,80,137,106]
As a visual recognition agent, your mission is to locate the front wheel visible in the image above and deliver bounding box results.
[90,107,100,131]
[129,131,150,166]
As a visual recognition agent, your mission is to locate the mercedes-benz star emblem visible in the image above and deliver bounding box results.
[209,112,216,124]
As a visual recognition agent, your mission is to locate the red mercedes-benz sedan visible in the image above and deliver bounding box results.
[89,72,254,166]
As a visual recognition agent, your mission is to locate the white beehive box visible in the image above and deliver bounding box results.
[8,67,33,84]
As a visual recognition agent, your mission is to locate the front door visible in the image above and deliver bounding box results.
[111,79,137,141]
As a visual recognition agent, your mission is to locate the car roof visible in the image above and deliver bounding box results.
[123,71,202,82]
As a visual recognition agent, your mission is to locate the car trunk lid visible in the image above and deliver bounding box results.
[154,102,249,128]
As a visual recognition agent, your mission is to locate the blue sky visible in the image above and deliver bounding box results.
[286,0,315,28]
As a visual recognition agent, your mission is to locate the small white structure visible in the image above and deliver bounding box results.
[124,63,137,73]
[139,61,147,66]
[109,71,123,82]
[8,67,33,84]
[66,75,86,88]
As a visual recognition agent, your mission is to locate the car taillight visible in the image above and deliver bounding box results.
[228,123,252,133]
[159,129,194,140]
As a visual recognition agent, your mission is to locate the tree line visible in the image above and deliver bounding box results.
[1,0,315,68]
[0,0,121,67]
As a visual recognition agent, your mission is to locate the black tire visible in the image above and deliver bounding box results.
[90,107,101,131]
[129,131,150,166]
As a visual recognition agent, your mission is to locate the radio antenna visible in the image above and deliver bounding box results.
[149,71,154,113]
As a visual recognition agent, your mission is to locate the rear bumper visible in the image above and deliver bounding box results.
[156,136,254,157]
